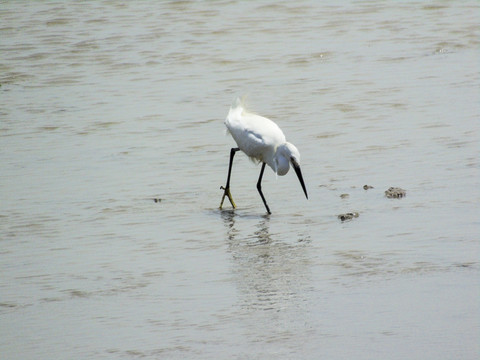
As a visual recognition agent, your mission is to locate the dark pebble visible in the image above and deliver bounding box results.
[338,212,359,221]
[385,187,406,198]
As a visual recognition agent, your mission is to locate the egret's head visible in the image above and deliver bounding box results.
[275,142,308,199]
[275,142,300,175]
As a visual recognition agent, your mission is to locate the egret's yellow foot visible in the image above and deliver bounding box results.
[219,186,236,209]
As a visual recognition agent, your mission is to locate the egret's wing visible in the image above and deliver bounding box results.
[242,112,285,147]
[238,112,286,161]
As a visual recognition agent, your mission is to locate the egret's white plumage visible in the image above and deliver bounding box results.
[219,97,308,214]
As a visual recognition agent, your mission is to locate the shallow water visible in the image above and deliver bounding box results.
[1,1,479,359]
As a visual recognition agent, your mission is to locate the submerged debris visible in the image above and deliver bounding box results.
[363,184,374,190]
[338,212,359,221]
[385,187,406,198]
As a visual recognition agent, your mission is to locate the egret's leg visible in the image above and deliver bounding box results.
[257,162,271,214]
[220,147,239,209]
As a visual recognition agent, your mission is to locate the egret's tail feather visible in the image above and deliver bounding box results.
[231,96,243,109]
[228,96,247,121]
[231,95,250,112]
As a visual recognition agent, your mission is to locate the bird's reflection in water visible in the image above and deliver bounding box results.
[222,211,272,247]
[221,211,311,320]
[251,215,272,245]
[220,210,236,242]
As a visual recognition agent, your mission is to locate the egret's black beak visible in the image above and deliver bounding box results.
[292,160,308,199]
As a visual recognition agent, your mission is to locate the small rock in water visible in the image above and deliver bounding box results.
[363,184,374,190]
[340,193,349,199]
[338,212,359,221]
[385,187,406,198]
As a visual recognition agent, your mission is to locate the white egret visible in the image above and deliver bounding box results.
[219,97,308,214]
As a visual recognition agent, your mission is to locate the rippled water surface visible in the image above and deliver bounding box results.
[1,1,479,359]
